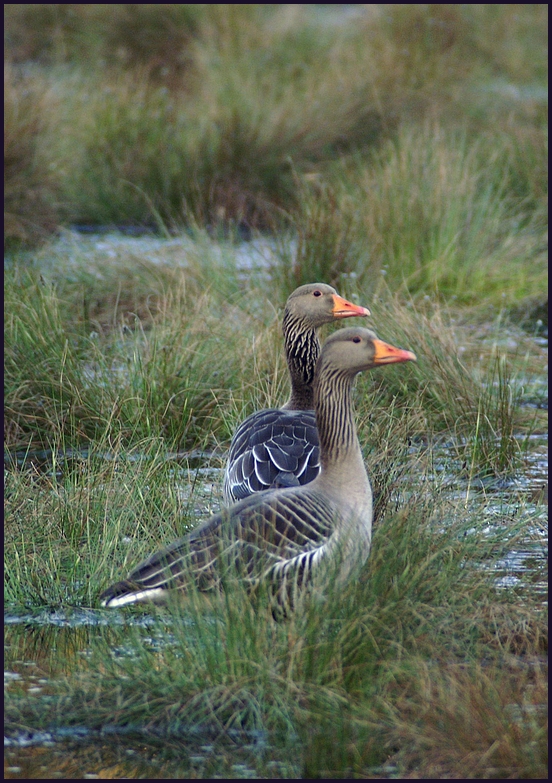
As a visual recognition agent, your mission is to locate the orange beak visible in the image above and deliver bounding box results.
[331,294,371,319]
[372,338,417,365]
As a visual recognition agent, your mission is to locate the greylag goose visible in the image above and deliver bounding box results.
[100,327,416,610]
[223,283,371,503]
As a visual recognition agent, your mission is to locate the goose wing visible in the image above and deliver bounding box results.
[223,409,320,503]
[100,487,336,607]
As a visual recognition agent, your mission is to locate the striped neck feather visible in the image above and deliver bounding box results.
[313,367,357,469]
[282,310,320,410]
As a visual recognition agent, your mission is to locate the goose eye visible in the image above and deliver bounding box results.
[352,336,361,343]
[313,290,322,297]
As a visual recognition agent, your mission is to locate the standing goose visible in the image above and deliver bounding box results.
[223,283,371,504]
[100,327,416,610]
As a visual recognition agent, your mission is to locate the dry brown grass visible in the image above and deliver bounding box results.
[382,659,547,779]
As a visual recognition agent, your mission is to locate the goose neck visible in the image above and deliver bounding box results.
[281,311,320,410]
[314,368,357,471]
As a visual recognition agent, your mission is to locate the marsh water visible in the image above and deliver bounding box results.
[5,231,548,778]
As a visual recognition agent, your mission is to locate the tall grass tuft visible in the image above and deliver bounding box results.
[4,438,207,608]
[383,659,547,779]
[99,4,201,82]
[4,4,202,77]
[4,266,91,447]
[4,6,547,248]
[352,292,543,477]
[6,243,542,473]
[269,124,547,308]
[4,260,261,450]
[54,70,191,227]
[271,174,362,292]
[4,5,103,65]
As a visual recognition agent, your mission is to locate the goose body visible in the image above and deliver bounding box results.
[223,283,370,503]
[100,327,416,610]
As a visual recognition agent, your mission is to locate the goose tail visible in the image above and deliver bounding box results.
[100,580,168,608]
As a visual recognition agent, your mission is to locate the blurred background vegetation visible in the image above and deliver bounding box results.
[4,5,547,265]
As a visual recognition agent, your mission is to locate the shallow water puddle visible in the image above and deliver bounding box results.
[422,434,548,594]
[5,728,286,779]
[5,610,294,779]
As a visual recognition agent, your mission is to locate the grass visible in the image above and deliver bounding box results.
[4,368,547,779]
[4,62,60,247]
[5,456,547,776]
[5,243,546,471]
[360,291,547,477]
[4,252,274,450]
[4,4,203,74]
[274,125,547,306]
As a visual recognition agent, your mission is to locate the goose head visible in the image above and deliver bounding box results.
[285,283,371,327]
[317,327,417,376]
